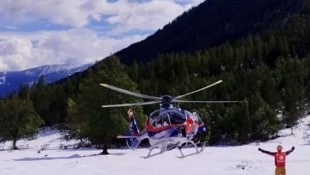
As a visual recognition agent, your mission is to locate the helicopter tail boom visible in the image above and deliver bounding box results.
[118,131,148,149]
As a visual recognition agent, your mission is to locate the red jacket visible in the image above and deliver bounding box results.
[275,152,286,166]
[259,147,294,167]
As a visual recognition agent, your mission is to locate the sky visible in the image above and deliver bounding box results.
[0,0,204,72]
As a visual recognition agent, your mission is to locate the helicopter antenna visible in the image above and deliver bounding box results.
[99,83,161,100]
[174,80,223,100]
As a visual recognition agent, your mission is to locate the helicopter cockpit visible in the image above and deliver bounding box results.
[148,109,186,129]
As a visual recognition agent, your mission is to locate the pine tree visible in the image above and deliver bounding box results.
[0,96,43,149]
[275,58,305,128]
[30,76,50,125]
[128,60,139,81]
[253,34,263,59]
[67,57,144,154]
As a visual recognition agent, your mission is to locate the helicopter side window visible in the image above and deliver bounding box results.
[149,110,160,127]
[155,118,162,128]
[150,116,162,128]
[150,117,160,127]
[192,112,200,123]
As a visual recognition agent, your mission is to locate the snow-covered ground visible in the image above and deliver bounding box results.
[1,116,310,175]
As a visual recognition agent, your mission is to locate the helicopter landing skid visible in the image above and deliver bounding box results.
[143,148,165,158]
[143,139,175,158]
[177,141,206,158]
[143,138,206,158]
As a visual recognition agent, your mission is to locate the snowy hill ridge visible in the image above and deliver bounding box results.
[24,64,90,76]
[0,63,93,97]
[0,115,309,175]
[273,115,310,146]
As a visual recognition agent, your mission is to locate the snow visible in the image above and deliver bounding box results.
[1,116,309,175]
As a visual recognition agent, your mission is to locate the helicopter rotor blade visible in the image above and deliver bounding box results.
[173,100,239,103]
[101,100,161,108]
[174,80,223,100]
[100,83,161,100]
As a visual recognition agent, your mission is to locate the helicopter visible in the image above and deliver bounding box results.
[100,80,238,158]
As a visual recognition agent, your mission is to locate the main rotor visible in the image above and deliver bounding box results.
[100,80,238,108]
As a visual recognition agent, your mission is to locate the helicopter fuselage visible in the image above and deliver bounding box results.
[102,80,236,157]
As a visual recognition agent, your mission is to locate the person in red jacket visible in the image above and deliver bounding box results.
[258,145,295,175]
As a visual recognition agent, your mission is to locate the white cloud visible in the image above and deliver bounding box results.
[0,0,204,71]
[0,36,33,71]
[0,30,147,71]
[105,0,186,34]
[0,0,105,28]
[0,0,203,32]
[99,0,204,35]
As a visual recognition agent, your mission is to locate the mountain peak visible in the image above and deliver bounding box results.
[0,63,93,97]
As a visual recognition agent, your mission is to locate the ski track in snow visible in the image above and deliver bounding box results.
[0,116,310,175]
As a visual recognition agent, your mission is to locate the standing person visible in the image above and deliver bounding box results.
[127,108,139,135]
[258,145,295,175]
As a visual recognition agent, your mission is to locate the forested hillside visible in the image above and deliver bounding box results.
[116,0,307,64]
[1,0,309,148]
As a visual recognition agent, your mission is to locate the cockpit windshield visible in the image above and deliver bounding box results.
[148,109,186,128]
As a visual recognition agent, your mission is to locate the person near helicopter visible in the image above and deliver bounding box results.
[258,145,295,175]
[127,108,139,135]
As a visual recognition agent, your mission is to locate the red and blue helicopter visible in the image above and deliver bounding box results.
[100,80,238,158]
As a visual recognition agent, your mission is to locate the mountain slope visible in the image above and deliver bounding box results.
[115,0,304,64]
[0,64,93,97]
